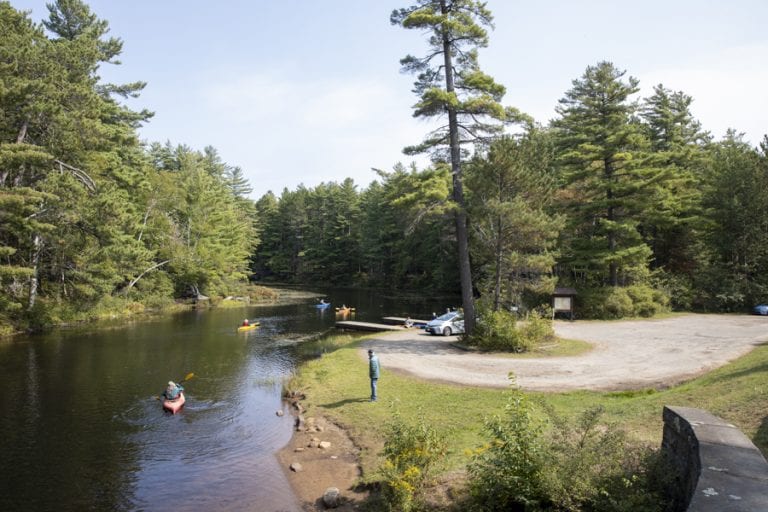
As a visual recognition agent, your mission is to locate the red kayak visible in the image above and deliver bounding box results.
[162,392,185,414]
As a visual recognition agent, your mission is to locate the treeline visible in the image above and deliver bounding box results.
[254,63,768,317]
[3,1,767,334]
[0,1,256,332]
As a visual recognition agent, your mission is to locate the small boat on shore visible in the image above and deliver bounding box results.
[163,392,185,414]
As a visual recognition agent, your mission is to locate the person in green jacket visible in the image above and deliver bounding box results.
[162,380,184,401]
[368,349,380,402]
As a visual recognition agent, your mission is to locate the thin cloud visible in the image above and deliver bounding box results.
[197,73,432,196]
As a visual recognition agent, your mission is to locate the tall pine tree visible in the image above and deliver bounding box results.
[553,62,654,288]
[466,131,563,311]
[392,0,508,333]
[639,85,709,278]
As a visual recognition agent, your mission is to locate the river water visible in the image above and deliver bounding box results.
[0,288,454,511]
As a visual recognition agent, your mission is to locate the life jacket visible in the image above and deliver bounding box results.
[165,386,182,400]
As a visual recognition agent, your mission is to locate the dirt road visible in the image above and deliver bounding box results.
[360,314,768,391]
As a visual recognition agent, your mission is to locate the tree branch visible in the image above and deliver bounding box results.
[122,260,170,294]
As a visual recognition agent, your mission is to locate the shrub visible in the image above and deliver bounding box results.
[378,409,448,512]
[469,391,667,511]
[247,284,279,301]
[519,306,555,347]
[578,286,669,319]
[651,271,693,311]
[468,303,556,352]
[468,389,547,511]
[471,307,524,351]
[25,299,59,331]
[541,405,664,511]
[604,288,634,318]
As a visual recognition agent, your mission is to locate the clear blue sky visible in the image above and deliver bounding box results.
[12,0,768,199]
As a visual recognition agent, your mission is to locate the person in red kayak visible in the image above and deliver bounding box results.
[162,380,183,401]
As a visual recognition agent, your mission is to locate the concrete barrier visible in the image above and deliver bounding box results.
[662,406,768,511]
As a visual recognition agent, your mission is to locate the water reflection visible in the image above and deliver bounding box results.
[0,289,457,511]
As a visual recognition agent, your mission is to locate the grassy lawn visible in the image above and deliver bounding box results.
[288,334,768,482]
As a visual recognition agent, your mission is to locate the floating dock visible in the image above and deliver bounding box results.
[335,321,404,332]
[381,316,429,327]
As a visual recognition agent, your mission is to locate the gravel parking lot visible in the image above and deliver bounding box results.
[360,314,768,391]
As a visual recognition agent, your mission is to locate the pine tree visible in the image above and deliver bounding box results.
[392,0,508,333]
[251,191,280,279]
[553,62,654,288]
[639,85,710,276]
[373,163,457,291]
[466,132,563,311]
[152,145,255,297]
[699,132,768,308]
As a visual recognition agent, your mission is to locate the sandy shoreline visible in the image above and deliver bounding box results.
[277,413,367,511]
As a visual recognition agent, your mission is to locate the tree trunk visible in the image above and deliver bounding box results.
[441,0,476,333]
[123,260,170,294]
[605,159,618,286]
[17,119,28,144]
[137,198,156,242]
[493,215,503,312]
[28,233,42,310]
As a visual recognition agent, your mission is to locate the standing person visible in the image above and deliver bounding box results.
[368,349,380,402]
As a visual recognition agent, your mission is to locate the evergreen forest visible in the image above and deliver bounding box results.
[2,0,767,334]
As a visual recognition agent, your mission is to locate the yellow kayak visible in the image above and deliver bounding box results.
[237,322,259,332]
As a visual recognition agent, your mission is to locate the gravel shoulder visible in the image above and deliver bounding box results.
[360,314,768,391]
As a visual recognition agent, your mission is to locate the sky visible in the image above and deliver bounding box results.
[12,0,768,199]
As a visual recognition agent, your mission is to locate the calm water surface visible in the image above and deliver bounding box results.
[0,289,455,511]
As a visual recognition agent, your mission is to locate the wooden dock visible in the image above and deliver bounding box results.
[381,316,429,327]
[335,321,405,332]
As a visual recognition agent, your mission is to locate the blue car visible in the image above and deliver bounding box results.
[753,304,768,315]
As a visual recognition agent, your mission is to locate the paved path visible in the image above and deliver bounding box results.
[360,314,768,391]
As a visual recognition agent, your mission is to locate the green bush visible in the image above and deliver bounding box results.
[471,307,526,351]
[468,390,547,511]
[604,288,634,318]
[578,286,669,319]
[542,406,664,511]
[651,271,693,311]
[519,307,555,346]
[25,299,57,331]
[468,391,667,511]
[468,303,556,352]
[378,409,448,512]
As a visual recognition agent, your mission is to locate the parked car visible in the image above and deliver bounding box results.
[425,311,464,336]
[753,304,768,315]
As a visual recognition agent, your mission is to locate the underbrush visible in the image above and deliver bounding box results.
[376,409,448,512]
[468,305,555,352]
[14,283,280,335]
[467,391,670,511]
[577,285,670,319]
